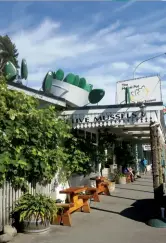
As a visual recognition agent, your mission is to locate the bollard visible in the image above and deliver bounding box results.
[161,207,165,219]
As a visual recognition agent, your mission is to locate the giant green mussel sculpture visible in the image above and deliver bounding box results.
[4,59,28,81]
[42,69,105,105]
[3,61,105,105]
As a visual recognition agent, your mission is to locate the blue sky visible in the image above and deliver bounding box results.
[1,1,166,104]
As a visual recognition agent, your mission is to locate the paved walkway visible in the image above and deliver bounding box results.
[13,174,166,243]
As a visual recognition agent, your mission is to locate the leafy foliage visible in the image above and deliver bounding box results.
[0,35,19,73]
[97,132,135,172]
[114,141,135,167]
[11,193,58,223]
[62,135,94,178]
[0,75,71,190]
[97,131,116,170]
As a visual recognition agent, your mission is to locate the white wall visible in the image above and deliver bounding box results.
[68,173,98,188]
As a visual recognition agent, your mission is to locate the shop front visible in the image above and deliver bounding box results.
[61,102,166,192]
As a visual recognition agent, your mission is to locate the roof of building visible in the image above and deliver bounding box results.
[7,81,66,102]
[65,101,163,111]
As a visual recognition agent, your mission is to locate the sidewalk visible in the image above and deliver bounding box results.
[12,174,166,243]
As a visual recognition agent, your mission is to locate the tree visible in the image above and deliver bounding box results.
[0,75,71,191]
[0,35,19,73]
[97,131,116,173]
[61,134,94,180]
[114,141,135,168]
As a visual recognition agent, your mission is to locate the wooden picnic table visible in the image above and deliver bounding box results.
[53,186,90,226]
[90,176,105,181]
[90,176,110,196]
[60,186,88,204]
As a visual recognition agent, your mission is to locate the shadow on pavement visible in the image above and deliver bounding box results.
[91,199,160,223]
[121,199,159,222]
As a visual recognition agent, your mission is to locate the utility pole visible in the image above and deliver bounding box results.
[150,122,164,203]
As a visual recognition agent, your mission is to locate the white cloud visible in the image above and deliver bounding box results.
[112,62,130,70]
[2,3,166,105]
[157,56,166,64]
[94,21,120,38]
[136,62,164,74]
[113,0,136,13]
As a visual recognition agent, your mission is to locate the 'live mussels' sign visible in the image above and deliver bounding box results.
[72,112,140,123]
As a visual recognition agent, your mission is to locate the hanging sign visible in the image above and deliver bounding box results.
[142,145,151,151]
[72,111,142,124]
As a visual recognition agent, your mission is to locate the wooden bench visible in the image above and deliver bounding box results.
[126,174,131,183]
[52,186,90,226]
[85,187,100,202]
[90,177,110,197]
[124,172,134,183]
[52,203,73,226]
[53,201,86,226]
[78,195,91,213]
[97,181,110,196]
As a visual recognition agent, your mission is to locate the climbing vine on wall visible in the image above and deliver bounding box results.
[0,75,71,191]
[62,131,96,178]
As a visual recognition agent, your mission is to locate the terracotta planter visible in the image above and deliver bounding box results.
[118,177,126,185]
[108,182,115,193]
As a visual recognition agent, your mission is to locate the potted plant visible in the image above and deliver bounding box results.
[63,135,94,187]
[105,179,116,193]
[117,173,127,185]
[108,181,116,193]
[105,173,116,193]
[11,193,58,234]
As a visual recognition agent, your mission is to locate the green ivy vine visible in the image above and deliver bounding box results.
[0,75,71,191]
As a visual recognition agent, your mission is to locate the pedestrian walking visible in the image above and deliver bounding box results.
[141,158,148,175]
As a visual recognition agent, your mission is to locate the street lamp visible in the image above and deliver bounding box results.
[140,103,146,117]
[132,102,146,118]
[133,53,166,79]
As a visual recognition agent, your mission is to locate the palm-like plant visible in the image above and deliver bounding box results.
[0,42,8,73]
[11,193,58,224]
[0,35,19,74]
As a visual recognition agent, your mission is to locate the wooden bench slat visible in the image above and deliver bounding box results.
[101,182,109,186]
[60,187,87,194]
[86,187,97,192]
[78,194,92,200]
[56,203,74,208]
